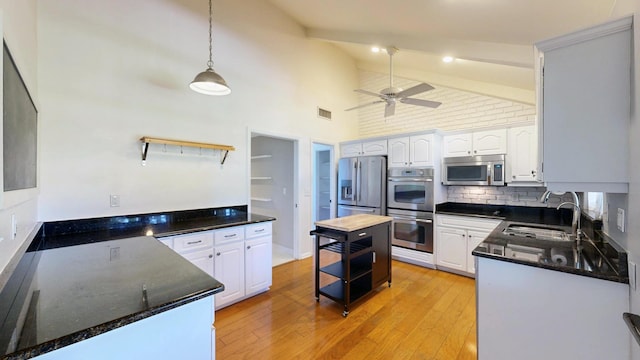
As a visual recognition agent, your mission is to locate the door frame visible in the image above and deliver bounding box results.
[248,128,300,259]
[311,141,336,223]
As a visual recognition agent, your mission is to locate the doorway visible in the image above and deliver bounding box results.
[250,134,297,267]
[312,142,335,223]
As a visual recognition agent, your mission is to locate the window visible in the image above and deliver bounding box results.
[584,192,603,219]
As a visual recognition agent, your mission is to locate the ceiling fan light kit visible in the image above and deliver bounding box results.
[347,46,441,117]
[190,0,231,96]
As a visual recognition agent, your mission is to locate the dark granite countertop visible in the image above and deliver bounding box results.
[0,205,275,359]
[40,205,275,250]
[436,202,627,283]
[472,222,628,283]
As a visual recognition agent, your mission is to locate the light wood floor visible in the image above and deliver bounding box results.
[215,258,477,359]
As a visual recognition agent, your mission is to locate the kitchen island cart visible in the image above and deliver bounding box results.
[311,214,392,317]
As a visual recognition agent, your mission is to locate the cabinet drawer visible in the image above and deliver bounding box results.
[436,214,501,231]
[245,222,272,239]
[173,232,213,253]
[214,227,245,245]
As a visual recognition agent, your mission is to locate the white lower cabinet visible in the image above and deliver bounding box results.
[435,214,500,276]
[214,240,246,307]
[166,231,215,277]
[213,222,273,309]
[245,236,272,295]
[158,221,273,310]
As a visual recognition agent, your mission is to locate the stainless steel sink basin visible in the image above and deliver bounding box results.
[502,224,570,241]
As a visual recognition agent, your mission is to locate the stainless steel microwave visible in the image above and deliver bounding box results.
[442,154,505,186]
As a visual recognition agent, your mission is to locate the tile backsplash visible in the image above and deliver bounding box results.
[446,186,576,208]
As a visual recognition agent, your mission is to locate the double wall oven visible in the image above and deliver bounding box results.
[387,168,434,253]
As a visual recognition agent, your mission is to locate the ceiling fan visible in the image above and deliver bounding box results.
[346,47,442,117]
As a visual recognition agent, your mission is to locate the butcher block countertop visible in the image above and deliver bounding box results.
[315,214,392,232]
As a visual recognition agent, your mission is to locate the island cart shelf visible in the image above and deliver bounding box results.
[310,215,391,317]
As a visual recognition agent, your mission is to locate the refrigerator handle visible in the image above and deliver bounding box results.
[357,160,362,202]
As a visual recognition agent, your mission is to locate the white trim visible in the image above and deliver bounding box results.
[536,15,633,52]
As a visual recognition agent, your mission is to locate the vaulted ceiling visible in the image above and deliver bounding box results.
[268,0,618,100]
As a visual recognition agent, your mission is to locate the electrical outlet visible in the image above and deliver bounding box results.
[110,195,120,207]
[110,247,121,261]
[630,261,637,291]
[617,208,625,232]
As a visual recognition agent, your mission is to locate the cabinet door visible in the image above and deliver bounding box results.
[245,236,272,295]
[539,22,630,192]
[507,126,538,182]
[341,143,363,157]
[371,223,391,287]
[443,133,473,157]
[387,137,410,167]
[410,134,434,167]
[181,248,214,277]
[362,139,388,155]
[214,242,245,308]
[467,230,491,274]
[472,129,507,155]
[436,227,467,271]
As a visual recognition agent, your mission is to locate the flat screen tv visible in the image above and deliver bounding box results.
[3,41,37,192]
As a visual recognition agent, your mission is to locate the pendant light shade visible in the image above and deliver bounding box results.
[190,68,230,95]
[190,0,230,96]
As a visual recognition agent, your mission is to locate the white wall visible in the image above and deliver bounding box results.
[0,1,39,276]
[356,70,536,138]
[35,0,360,259]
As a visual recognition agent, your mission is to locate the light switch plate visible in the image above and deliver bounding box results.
[617,208,625,232]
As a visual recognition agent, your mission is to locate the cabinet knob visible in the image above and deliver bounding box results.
[216,252,221,256]
[467,151,471,154]
[247,245,251,250]
[513,175,516,179]
[209,254,213,258]
[474,150,477,154]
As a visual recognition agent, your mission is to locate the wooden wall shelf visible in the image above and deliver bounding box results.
[140,137,235,165]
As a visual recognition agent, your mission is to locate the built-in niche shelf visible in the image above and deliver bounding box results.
[251,197,273,202]
[140,136,235,165]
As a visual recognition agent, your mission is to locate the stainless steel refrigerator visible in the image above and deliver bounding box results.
[337,156,386,217]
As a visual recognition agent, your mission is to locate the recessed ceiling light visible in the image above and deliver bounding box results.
[371,47,381,53]
[442,56,454,63]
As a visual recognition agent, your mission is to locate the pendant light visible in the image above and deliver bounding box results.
[190,0,231,95]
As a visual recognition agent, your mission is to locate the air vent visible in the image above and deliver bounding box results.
[317,107,332,120]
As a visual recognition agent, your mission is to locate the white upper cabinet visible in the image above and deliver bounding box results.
[443,129,506,157]
[387,134,435,168]
[443,133,472,157]
[507,125,539,184]
[472,129,507,156]
[340,139,387,157]
[535,16,631,193]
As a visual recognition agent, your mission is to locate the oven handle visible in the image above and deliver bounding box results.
[388,178,433,182]
[392,216,433,224]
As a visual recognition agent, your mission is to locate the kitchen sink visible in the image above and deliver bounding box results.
[502,224,570,241]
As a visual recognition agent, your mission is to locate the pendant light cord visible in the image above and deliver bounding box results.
[207,0,213,69]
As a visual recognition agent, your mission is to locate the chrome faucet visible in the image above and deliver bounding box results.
[540,190,582,239]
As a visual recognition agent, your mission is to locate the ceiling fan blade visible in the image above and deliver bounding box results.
[354,89,383,98]
[400,98,442,108]
[396,83,435,98]
[384,102,396,117]
[345,100,385,111]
